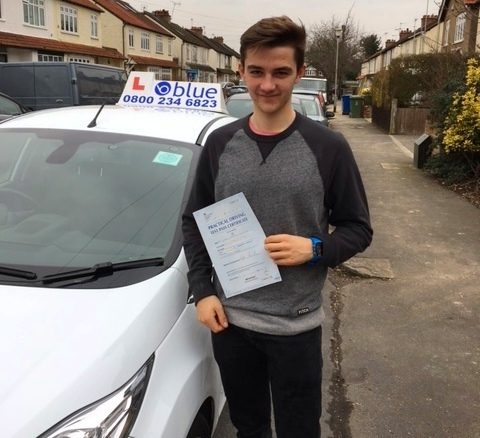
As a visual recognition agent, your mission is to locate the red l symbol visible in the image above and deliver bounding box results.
[132,76,145,90]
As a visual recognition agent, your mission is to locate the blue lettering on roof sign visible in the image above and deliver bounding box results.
[155,81,218,99]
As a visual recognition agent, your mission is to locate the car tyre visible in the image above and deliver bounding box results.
[186,412,211,438]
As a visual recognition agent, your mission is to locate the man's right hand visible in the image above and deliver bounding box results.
[196,295,229,333]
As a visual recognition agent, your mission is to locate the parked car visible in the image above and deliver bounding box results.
[226,92,305,118]
[294,76,328,106]
[293,90,334,127]
[0,62,127,111]
[0,91,30,120]
[0,74,233,438]
[220,81,235,98]
[225,85,248,97]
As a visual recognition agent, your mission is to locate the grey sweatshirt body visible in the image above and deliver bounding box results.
[182,113,372,335]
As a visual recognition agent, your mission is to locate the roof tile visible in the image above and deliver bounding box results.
[93,0,171,35]
[129,55,178,67]
[0,31,124,59]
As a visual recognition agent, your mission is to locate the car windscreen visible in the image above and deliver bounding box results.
[295,79,327,92]
[0,128,197,276]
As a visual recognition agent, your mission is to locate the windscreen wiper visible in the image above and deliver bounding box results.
[40,257,164,285]
[0,266,37,280]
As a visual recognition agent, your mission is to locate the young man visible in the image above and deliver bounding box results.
[182,16,372,438]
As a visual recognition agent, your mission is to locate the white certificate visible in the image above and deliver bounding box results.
[193,192,282,298]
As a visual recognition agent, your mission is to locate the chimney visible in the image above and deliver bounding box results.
[213,36,224,44]
[153,9,171,22]
[385,39,396,49]
[190,26,203,36]
[399,29,413,40]
[421,14,437,31]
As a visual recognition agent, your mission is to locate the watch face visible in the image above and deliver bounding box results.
[314,242,323,257]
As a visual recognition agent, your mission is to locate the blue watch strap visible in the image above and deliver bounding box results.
[309,236,323,264]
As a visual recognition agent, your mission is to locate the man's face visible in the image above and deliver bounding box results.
[239,46,304,117]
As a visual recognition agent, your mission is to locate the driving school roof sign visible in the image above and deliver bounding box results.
[118,72,227,113]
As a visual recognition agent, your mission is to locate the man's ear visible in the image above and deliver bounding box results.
[239,63,245,79]
[296,64,306,82]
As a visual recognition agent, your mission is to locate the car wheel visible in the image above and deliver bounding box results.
[186,413,211,438]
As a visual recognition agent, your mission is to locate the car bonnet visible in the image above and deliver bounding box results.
[0,260,188,437]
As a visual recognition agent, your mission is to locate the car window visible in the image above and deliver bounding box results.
[226,98,253,118]
[76,65,126,104]
[0,129,196,272]
[0,95,21,115]
[292,100,304,114]
[300,98,320,116]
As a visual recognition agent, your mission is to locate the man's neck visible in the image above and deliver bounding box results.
[250,108,296,134]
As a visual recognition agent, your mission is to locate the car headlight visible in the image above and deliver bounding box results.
[39,355,154,438]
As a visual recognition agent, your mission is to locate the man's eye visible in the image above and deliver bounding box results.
[249,70,262,76]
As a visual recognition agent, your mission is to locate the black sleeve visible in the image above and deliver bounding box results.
[301,120,373,267]
[322,136,373,267]
[181,125,234,303]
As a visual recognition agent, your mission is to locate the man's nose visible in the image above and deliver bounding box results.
[260,75,275,91]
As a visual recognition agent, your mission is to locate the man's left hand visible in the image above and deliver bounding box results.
[264,234,312,266]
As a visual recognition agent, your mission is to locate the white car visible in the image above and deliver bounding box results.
[0,75,234,438]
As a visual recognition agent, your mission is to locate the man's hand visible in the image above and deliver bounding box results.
[264,234,312,266]
[196,295,229,333]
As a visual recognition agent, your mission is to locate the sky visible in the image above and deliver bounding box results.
[129,0,442,52]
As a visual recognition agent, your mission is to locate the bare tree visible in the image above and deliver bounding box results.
[305,11,364,97]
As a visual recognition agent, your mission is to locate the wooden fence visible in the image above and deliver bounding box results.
[371,105,391,132]
[372,99,430,135]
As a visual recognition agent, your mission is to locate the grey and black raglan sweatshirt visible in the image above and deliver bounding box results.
[182,112,372,335]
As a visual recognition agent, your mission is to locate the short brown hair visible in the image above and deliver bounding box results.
[240,16,306,70]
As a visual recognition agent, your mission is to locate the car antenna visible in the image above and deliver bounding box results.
[87,103,106,128]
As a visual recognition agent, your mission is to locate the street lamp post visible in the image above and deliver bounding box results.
[333,27,342,113]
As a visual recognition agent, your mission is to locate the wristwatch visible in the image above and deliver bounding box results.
[309,236,323,264]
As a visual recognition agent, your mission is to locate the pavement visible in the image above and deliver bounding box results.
[214,111,480,438]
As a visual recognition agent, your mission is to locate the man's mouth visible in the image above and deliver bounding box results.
[258,94,279,98]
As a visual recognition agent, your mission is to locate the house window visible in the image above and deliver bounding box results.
[68,56,92,63]
[454,13,466,43]
[186,45,190,61]
[156,36,163,54]
[23,0,45,27]
[141,32,150,50]
[60,5,78,33]
[38,52,64,62]
[148,66,161,80]
[148,67,172,81]
[91,14,98,38]
[128,30,134,48]
[192,46,198,63]
[443,20,450,46]
[161,67,172,80]
[168,38,172,56]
